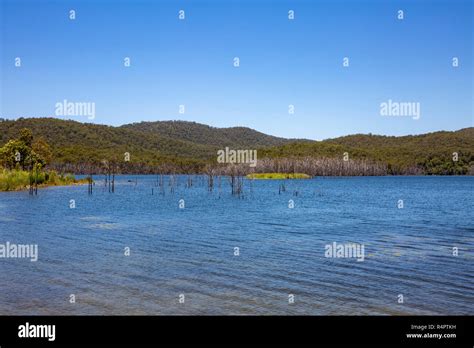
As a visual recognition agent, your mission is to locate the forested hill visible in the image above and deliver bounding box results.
[0,118,215,161]
[0,118,292,161]
[260,128,474,174]
[0,118,473,174]
[121,120,297,148]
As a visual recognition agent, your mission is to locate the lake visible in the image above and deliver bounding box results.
[0,176,473,315]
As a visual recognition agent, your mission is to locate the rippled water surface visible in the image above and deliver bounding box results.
[0,176,473,315]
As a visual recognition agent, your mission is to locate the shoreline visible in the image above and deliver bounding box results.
[1,173,473,193]
[0,181,89,193]
[0,169,89,192]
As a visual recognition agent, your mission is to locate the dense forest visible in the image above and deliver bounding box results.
[121,120,297,148]
[0,117,473,175]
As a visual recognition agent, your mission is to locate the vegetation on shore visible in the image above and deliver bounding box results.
[0,169,84,191]
[247,173,311,179]
[0,128,84,192]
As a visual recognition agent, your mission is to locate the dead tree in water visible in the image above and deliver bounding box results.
[110,159,116,193]
[101,160,108,189]
[101,160,112,193]
[87,164,93,195]
[108,170,111,192]
[112,171,115,193]
[186,176,193,188]
[224,165,245,197]
[159,173,164,195]
[88,175,93,195]
[204,164,215,192]
[155,164,171,195]
[168,174,176,194]
[101,159,116,193]
[208,174,214,192]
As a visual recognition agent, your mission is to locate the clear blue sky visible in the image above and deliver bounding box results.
[0,0,472,140]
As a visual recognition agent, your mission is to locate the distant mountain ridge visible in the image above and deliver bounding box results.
[120,120,300,148]
[0,118,472,174]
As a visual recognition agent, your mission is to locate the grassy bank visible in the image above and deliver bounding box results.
[0,169,86,191]
[246,173,312,180]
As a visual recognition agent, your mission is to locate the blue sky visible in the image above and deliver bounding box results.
[0,0,472,140]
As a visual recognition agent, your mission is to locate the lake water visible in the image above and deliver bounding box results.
[0,176,473,315]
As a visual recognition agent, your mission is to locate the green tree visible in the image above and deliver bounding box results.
[32,137,53,165]
[0,128,50,169]
[19,128,33,147]
[0,139,31,169]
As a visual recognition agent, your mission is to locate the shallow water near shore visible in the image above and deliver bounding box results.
[0,175,473,315]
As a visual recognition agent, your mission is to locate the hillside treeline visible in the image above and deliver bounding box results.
[0,118,473,175]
